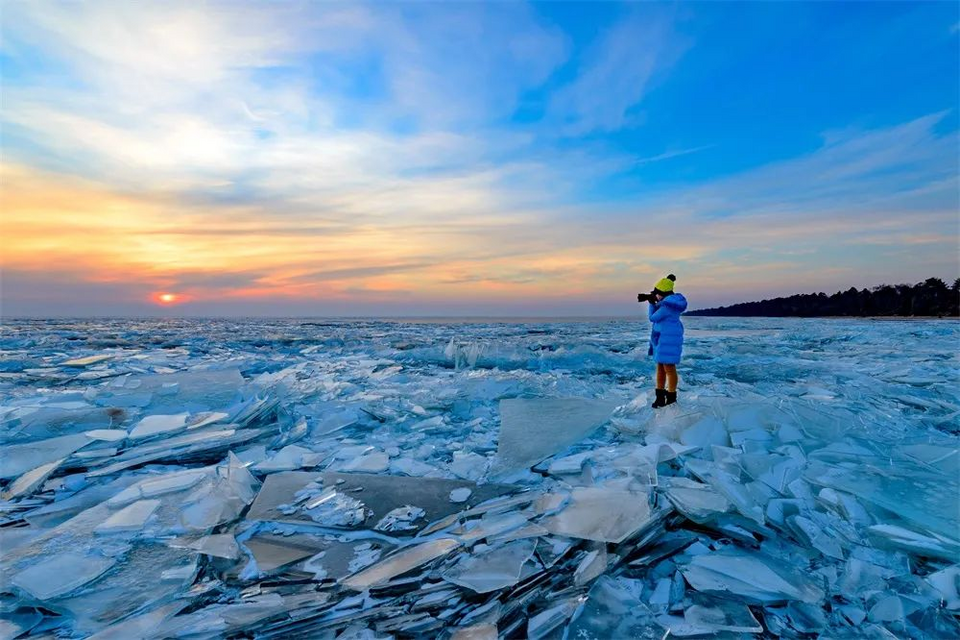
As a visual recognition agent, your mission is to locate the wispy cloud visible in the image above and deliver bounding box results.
[548,10,688,134]
[632,145,714,166]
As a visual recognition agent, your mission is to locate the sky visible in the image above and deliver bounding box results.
[2,1,958,317]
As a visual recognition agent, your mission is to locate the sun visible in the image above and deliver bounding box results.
[156,293,179,304]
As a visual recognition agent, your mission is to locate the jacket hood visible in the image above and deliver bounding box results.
[662,293,688,313]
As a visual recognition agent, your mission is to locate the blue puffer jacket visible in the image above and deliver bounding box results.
[648,293,688,364]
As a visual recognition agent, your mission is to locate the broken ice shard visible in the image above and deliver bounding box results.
[442,539,536,593]
[374,505,425,532]
[342,538,460,590]
[95,499,160,534]
[2,457,66,499]
[128,412,188,440]
[244,532,328,574]
[0,433,90,479]
[660,476,731,523]
[167,533,240,560]
[660,594,763,635]
[61,354,114,367]
[540,486,659,543]
[566,576,660,639]
[11,552,116,600]
[681,548,826,604]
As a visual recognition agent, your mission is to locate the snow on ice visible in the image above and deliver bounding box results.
[0,316,957,638]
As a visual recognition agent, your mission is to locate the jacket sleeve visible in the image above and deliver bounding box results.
[649,304,672,323]
[647,302,658,321]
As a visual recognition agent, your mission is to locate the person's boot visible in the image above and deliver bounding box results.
[651,389,666,408]
[664,390,678,406]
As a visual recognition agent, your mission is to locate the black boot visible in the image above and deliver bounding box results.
[651,388,666,408]
[664,390,678,406]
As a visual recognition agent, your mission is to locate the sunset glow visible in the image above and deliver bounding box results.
[1,3,957,316]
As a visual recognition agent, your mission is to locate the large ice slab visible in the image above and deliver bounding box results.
[660,477,731,523]
[658,594,763,636]
[246,471,516,533]
[61,354,114,367]
[495,397,618,470]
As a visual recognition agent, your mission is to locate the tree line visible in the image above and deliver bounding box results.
[688,278,960,317]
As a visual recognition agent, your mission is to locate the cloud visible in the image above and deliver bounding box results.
[548,10,688,134]
[290,263,437,283]
[376,3,569,128]
[675,112,959,229]
[632,145,714,165]
[1,3,956,315]
[3,111,956,313]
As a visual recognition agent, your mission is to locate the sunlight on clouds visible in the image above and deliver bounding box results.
[2,160,680,307]
[1,2,957,315]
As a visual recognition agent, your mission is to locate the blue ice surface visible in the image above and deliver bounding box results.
[0,316,957,637]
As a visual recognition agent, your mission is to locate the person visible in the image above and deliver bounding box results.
[642,274,688,408]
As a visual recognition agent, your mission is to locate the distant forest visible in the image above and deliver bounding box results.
[688,278,960,318]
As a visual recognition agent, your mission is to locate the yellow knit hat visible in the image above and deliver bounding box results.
[654,274,676,293]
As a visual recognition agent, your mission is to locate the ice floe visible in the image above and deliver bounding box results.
[0,316,957,637]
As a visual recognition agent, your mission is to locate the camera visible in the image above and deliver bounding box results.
[637,290,658,303]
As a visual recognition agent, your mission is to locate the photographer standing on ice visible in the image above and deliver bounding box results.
[639,274,688,408]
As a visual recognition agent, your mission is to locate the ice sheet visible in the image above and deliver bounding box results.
[1,316,957,639]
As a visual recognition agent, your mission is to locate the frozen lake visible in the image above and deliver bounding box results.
[0,316,958,638]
